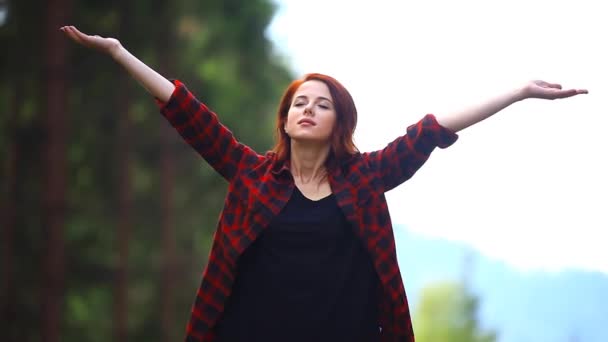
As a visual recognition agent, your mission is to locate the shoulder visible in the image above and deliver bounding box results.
[232,151,283,180]
[332,152,376,182]
[340,152,370,173]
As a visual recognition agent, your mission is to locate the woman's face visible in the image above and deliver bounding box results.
[284,80,336,145]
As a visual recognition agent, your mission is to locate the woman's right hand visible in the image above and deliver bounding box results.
[60,26,122,58]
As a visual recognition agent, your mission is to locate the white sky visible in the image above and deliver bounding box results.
[267,0,607,274]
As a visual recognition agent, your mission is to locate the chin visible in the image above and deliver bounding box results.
[291,135,331,145]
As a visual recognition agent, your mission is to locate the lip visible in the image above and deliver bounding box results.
[297,118,316,126]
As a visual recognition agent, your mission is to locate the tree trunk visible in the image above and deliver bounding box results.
[114,77,133,342]
[114,0,133,342]
[113,2,134,340]
[160,104,176,342]
[41,0,70,341]
[157,0,176,340]
[1,82,19,342]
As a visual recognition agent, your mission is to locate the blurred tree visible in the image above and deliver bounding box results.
[155,0,178,341]
[1,0,293,341]
[0,42,18,342]
[1,1,47,341]
[42,0,71,341]
[113,1,135,341]
[413,281,497,342]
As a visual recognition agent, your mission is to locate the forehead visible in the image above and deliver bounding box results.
[294,80,332,101]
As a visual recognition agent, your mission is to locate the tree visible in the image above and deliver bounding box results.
[1,0,293,340]
[156,0,178,341]
[1,57,18,342]
[113,1,135,341]
[413,281,497,342]
[42,0,71,341]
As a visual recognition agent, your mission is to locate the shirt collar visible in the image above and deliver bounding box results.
[269,152,356,178]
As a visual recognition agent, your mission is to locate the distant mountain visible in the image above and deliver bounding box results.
[393,226,608,342]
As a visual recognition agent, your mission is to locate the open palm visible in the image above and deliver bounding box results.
[60,26,121,56]
[524,80,588,100]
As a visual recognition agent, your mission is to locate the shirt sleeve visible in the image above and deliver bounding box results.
[363,113,458,192]
[156,80,262,182]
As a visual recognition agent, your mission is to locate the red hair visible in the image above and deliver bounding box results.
[272,73,359,169]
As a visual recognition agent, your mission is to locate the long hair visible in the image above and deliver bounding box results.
[272,73,359,169]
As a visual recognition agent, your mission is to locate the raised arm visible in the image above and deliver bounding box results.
[364,80,588,192]
[436,80,588,132]
[61,25,262,181]
[60,25,174,102]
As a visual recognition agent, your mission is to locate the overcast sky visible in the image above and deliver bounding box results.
[267,0,607,274]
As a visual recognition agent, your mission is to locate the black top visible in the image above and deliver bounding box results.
[215,187,381,342]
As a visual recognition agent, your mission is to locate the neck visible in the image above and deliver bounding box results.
[289,140,331,184]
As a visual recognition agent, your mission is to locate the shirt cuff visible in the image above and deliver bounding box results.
[154,79,188,111]
[420,113,459,148]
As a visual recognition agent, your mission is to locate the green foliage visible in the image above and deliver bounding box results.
[1,0,294,340]
[413,281,498,342]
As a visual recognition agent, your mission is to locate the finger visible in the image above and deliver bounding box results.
[59,26,73,37]
[554,89,581,99]
[70,26,90,41]
[562,89,589,97]
[64,26,83,44]
[547,82,562,89]
[561,89,578,97]
[62,26,80,42]
[67,26,90,46]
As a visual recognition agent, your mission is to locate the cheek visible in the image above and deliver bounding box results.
[286,109,298,124]
[283,111,294,129]
[325,113,337,132]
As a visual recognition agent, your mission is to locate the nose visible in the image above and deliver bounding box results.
[304,104,314,116]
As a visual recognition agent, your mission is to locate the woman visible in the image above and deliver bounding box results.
[60,26,587,342]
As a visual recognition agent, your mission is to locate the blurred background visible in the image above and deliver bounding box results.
[1,0,606,341]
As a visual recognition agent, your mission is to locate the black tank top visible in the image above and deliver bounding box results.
[215,187,380,341]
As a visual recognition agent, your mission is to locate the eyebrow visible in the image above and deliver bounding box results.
[294,95,333,103]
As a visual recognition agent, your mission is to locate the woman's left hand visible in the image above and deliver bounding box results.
[522,80,588,100]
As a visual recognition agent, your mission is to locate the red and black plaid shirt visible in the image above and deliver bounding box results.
[157,80,458,341]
